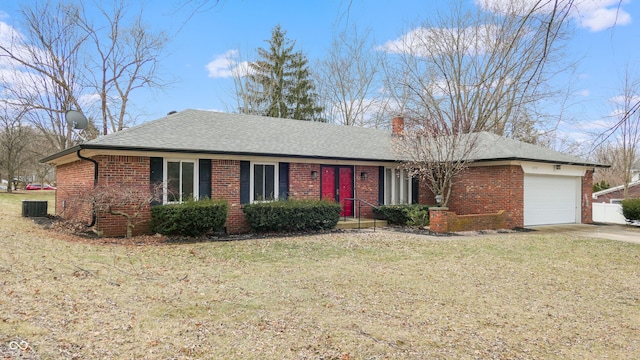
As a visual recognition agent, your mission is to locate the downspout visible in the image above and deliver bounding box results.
[77,150,98,227]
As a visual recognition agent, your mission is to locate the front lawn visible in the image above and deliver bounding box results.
[1,192,639,359]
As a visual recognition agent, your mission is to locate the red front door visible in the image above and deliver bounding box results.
[321,166,354,217]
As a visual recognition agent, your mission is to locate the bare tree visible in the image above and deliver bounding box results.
[380,0,574,139]
[0,0,168,149]
[315,27,384,127]
[591,143,627,189]
[0,1,87,150]
[594,66,640,197]
[0,106,30,193]
[395,119,479,207]
[386,0,575,206]
[77,1,168,135]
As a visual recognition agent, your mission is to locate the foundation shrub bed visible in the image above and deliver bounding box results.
[373,204,431,226]
[621,198,640,221]
[243,199,341,232]
[150,199,228,236]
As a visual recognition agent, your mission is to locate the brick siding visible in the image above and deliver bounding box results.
[95,155,152,237]
[211,159,248,233]
[55,159,95,225]
[582,170,594,224]
[420,165,524,229]
[56,157,380,236]
[429,208,507,233]
[289,163,321,200]
[354,165,379,218]
[55,156,594,236]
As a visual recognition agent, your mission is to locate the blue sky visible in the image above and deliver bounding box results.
[1,0,639,140]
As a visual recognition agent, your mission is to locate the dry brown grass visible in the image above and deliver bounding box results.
[1,192,639,359]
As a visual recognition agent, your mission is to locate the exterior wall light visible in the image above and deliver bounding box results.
[360,172,368,180]
[311,170,318,180]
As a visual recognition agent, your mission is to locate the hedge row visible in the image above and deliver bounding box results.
[150,199,228,236]
[621,198,640,221]
[373,204,431,226]
[243,199,342,232]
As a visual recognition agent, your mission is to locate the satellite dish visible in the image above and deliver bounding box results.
[65,110,88,130]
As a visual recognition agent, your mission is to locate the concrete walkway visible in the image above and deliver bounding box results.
[526,223,640,244]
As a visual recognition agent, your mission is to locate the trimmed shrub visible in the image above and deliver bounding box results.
[151,199,228,236]
[621,198,640,221]
[243,199,342,232]
[373,204,431,226]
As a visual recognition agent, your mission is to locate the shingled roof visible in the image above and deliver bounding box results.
[42,109,605,167]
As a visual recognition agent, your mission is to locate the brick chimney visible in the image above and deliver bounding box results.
[392,117,405,136]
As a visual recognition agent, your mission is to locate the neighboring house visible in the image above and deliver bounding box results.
[592,177,640,204]
[42,110,605,237]
[592,175,640,224]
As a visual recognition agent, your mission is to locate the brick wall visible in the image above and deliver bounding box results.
[212,159,248,233]
[429,208,507,233]
[95,155,152,237]
[420,165,524,229]
[582,170,594,224]
[55,155,153,237]
[354,165,379,218]
[55,159,95,225]
[56,156,384,236]
[289,163,321,200]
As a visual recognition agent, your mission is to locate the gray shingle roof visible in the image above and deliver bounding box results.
[468,131,601,165]
[81,109,396,161]
[42,109,605,167]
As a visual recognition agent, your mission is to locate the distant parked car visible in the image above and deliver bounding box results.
[25,184,57,190]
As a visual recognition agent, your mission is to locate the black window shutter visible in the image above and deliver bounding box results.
[378,166,385,205]
[150,157,163,205]
[278,162,289,200]
[412,177,419,204]
[240,161,250,204]
[199,159,212,199]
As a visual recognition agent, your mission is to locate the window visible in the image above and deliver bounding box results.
[384,167,412,205]
[164,159,198,203]
[251,163,277,201]
[611,199,623,204]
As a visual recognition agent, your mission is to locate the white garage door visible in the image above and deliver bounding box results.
[524,174,580,226]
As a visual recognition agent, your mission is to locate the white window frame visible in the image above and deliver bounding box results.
[250,162,279,202]
[384,167,413,205]
[163,158,199,204]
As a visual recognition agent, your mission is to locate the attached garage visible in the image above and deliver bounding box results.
[523,171,582,226]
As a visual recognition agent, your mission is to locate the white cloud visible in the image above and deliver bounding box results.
[579,4,631,32]
[205,49,251,78]
[475,0,632,32]
[609,94,640,105]
[0,20,23,45]
[578,89,590,97]
[378,25,499,57]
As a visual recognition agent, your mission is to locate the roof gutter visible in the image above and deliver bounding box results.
[76,149,98,227]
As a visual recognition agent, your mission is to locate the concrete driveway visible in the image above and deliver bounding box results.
[527,223,640,244]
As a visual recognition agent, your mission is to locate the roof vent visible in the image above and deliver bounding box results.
[167,110,177,115]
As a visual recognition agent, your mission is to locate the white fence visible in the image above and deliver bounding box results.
[592,202,626,224]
